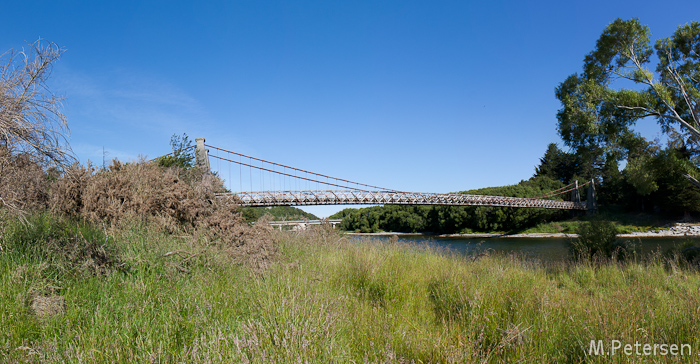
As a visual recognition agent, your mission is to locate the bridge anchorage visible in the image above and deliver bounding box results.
[191,138,596,211]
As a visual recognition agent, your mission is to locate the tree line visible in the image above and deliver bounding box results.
[330,176,569,233]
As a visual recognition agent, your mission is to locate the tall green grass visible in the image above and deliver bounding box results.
[3,213,700,363]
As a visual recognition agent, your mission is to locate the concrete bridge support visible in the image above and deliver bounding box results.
[195,138,210,172]
[571,180,580,203]
[570,179,598,216]
[586,178,597,215]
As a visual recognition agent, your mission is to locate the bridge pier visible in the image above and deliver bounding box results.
[586,178,597,215]
[195,138,210,172]
[570,180,582,217]
[571,180,580,204]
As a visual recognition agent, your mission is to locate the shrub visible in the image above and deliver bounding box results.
[570,220,630,261]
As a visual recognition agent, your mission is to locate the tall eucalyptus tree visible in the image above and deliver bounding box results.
[557,19,700,187]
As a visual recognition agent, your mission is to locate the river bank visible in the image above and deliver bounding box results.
[347,222,700,239]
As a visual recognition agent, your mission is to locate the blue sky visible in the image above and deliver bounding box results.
[3,0,699,217]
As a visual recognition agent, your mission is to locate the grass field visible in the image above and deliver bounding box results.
[2,213,700,363]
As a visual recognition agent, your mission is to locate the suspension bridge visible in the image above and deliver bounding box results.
[179,138,596,211]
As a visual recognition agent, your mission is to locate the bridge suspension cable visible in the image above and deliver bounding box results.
[205,144,399,192]
[530,180,590,200]
[209,153,380,191]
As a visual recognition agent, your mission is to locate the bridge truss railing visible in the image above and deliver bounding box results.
[218,190,588,210]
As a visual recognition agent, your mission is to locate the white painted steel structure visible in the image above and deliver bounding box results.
[219,190,588,210]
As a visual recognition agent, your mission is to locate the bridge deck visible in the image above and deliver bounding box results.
[218,190,587,210]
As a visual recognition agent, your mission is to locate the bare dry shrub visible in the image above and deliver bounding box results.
[49,162,90,217]
[50,160,222,230]
[197,199,247,238]
[0,39,76,221]
[49,159,277,269]
[80,162,133,223]
[198,203,276,272]
[0,146,49,220]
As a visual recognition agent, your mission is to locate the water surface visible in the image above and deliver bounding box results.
[356,234,699,263]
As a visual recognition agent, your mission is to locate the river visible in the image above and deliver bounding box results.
[355,234,700,263]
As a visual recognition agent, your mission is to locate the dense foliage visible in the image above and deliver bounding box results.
[557,19,700,158]
[331,176,569,233]
[534,139,700,215]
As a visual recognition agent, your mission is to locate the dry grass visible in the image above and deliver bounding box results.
[30,295,65,319]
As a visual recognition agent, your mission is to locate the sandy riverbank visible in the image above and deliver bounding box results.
[347,223,700,239]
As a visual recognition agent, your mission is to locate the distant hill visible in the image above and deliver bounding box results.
[241,206,319,222]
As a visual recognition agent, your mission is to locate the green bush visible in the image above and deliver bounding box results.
[570,220,630,261]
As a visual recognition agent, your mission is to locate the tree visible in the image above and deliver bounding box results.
[534,143,583,184]
[0,39,72,166]
[557,18,700,187]
[157,133,195,169]
[622,138,700,216]
[0,39,72,218]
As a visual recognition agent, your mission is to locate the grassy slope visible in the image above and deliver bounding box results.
[2,214,700,363]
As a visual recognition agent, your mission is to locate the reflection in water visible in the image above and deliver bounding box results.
[354,234,699,263]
